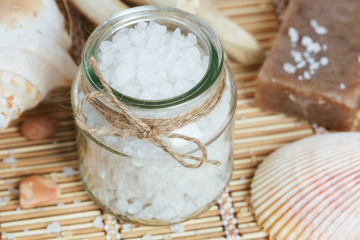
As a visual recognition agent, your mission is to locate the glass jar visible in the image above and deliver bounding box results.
[71,6,237,225]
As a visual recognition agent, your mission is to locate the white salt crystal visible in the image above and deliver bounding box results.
[7,233,15,239]
[310,19,328,35]
[170,223,184,233]
[307,57,315,64]
[36,207,44,212]
[62,167,77,178]
[301,36,313,47]
[28,181,33,187]
[283,63,296,74]
[288,27,299,43]
[2,157,17,164]
[116,233,121,240]
[8,188,19,195]
[73,200,81,204]
[163,235,169,240]
[303,71,311,80]
[57,202,65,206]
[309,62,320,71]
[93,216,104,228]
[122,223,132,230]
[24,228,29,232]
[320,57,329,66]
[195,230,201,236]
[16,207,21,211]
[46,222,61,234]
[323,44,328,51]
[296,61,306,69]
[290,50,302,62]
[142,234,152,240]
[8,149,15,155]
[307,42,322,53]
[303,52,310,58]
[340,83,346,90]
[106,235,111,240]
[98,22,208,100]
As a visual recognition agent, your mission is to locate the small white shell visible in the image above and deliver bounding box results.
[251,133,360,240]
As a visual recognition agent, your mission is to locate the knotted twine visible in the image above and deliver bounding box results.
[75,56,226,168]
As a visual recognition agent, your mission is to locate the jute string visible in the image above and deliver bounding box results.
[75,56,226,168]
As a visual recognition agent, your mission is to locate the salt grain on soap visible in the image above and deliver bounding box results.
[288,27,299,43]
[310,19,327,35]
[340,83,346,90]
[320,57,329,66]
[283,63,296,74]
[303,71,311,80]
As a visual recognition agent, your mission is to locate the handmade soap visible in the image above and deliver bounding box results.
[255,0,360,130]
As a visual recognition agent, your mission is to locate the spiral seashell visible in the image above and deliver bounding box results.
[251,133,360,240]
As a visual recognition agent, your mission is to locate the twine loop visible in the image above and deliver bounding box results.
[75,56,226,168]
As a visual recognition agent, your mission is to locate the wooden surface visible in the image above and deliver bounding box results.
[0,0,317,239]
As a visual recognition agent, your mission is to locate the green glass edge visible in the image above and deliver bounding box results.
[83,41,223,109]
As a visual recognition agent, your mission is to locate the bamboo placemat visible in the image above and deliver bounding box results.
[0,0,319,239]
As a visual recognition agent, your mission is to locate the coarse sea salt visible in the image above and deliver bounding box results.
[93,216,104,228]
[340,83,346,90]
[283,63,296,74]
[320,57,329,66]
[303,71,311,80]
[46,222,61,234]
[61,167,77,178]
[2,157,17,164]
[310,19,328,35]
[98,21,209,100]
[142,235,152,240]
[82,21,233,222]
[288,27,299,44]
[170,223,185,233]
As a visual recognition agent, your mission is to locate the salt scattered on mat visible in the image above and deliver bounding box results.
[93,216,104,228]
[46,222,61,234]
[170,223,184,233]
[7,233,15,239]
[0,196,10,206]
[61,167,77,178]
[2,157,17,164]
[122,223,131,230]
[142,234,152,240]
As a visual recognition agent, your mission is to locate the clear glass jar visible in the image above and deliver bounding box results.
[71,6,237,225]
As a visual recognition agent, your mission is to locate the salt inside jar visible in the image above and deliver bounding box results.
[72,6,237,225]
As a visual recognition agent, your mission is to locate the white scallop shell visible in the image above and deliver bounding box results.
[251,133,360,240]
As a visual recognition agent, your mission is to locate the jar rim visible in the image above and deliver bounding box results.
[82,6,224,109]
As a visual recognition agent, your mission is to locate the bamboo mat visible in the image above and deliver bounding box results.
[0,0,319,239]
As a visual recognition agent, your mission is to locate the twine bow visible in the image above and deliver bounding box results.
[75,56,226,168]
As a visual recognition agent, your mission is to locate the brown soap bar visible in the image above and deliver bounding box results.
[255,0,360,130]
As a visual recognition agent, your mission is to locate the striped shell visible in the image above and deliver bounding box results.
[251,133,360,240]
